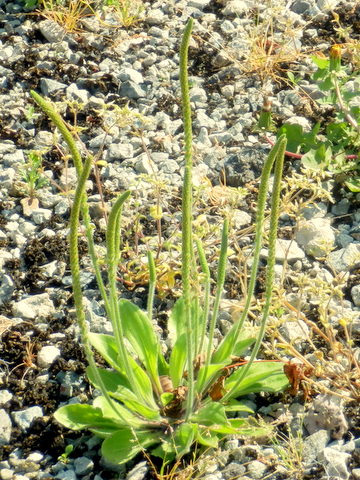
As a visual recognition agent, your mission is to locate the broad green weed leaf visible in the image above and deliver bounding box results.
[311,55,329,69]
[224,399,255,414]
[173,423,198,458]
[54,404,122,431]
[93,395,147,429]
[86,367,160,420]
[190,403,228,427]
[196,427,219,448]
[88,333,122,373]
[195,363,228,394]
[169,333,187,388]
[225,362,289,397]
[212,327,255,364]
[86,366,130,391]
[345,178,360,192]
[119,299,160,385]
[102,428,158,464]
[302,145,332,170]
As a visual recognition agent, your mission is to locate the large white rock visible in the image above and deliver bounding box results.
[295,217,335,258]
[13,293,55,320]
[37,346,61,368]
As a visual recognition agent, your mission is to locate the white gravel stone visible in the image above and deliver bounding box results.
[37,346,61,368]
[327,243,360,272]
[319,447,351,479]
[351,284,360,307]
[0,409,12,446]
[261,238,305,263]
[39,19,66,42]
[74,457,94,476]
[12,406,43,432]
[12,293,55,320]
[0,469,13,480]
[296,217,335,258]
[0,390,12,406]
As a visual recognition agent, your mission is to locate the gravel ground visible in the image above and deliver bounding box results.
[1,0,360,479]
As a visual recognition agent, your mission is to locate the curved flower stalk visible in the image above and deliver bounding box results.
[30,18,289,469]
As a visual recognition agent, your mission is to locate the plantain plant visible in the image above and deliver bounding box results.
[30,18,288,467]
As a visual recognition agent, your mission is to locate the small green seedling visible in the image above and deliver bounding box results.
[58,444,74,464]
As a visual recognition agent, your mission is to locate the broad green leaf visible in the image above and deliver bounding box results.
[127,357,159,409]
[93,396,147,429]
[87,367,160,420]
[311,55,329,69]
[88,333,123,373]
[168,296,186,346]
[195,363,228,394]
[86,366,130,391]
[169,333,187,387]
[119,299,160,387]
[102,428,159,464]
[301,145,332,170]
[345,177,360,192]
[54,404,123,431]
[173,422,198,458]
[224,399,254,414]
[196,427,219,448]
[277,124,304,154]
[224,362,289,397]
[191,402,228,427]
[212,327,255,364]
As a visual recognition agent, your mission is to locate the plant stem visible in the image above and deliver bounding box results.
[179,17,195,421]
[222,134,286,401]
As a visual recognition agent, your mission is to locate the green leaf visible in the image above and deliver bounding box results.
[88,333,123,373]
[195,363,228,394]
[93,396,146,428]
[169,333,187,388]
[311,55,329,69]
[54,404,122,432]
[87,367,160,421]
[173,422,198,458]
[190,403,228,427]
[301,144,332,170]
[119,299,160,387]
[224,399,254,414]
[196,427,219,448]
[277,124,304,154]
[86,366,130,391]
[212,327,255,364]
[102,428,159,465]
[224,361,289,397]
[345,177,360,192]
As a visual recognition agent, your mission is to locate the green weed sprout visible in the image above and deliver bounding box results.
[20,151,49,200]
[30,18,288,467]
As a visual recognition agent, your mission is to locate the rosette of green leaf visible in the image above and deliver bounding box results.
[30,18,289,467]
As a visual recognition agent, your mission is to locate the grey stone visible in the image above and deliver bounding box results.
[327,244,360,272]
[40,78,66,96]
[107,143,134,161]
[30,208,52,225]
[319,447,350,479]
[304,394,348,439]
[0,410,12,446]
[332,198,350,216]
[0,168,15,188]
[351,284,360,306]
[190,87,207,103]
[118,67,143,84]
[296,218,335,258]
[261,238,305,263]
[37,346,61,368]
[66,84,89,103]
[13,293,55,320]
[55,470,77,480]
[246,460,268,479]
[222,462,246,480]
[39,20,66,42]
[74,457,94,476]
[353,468,360,480]
[134,154,157,174]
[280,320,310,344]
[119,81,146,99]
[303,429,330,465]
[12,406,43,432]
[146,9,165,25]
[0,274,14,303]
[126,461,148,480]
